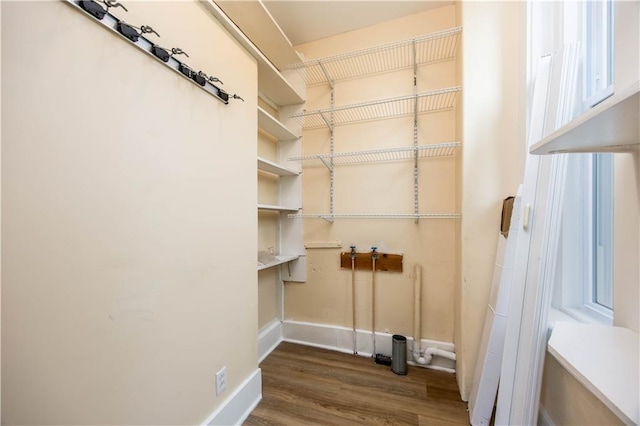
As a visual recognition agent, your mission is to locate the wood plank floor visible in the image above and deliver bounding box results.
[245,342,470,425]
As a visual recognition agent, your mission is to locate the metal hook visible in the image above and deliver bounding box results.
[208,76,224,85]
[103,0,128,12]
[230,94,244,102]
[170,47,189,58]
[117,21,159,42]
[139,25,160,38]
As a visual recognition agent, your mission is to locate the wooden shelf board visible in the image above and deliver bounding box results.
[257,157,299,176]
[215,0,301,70]
[202,1,304,106]
[258,106,298,141]
[340,251,403,273]
[531,80,639,154]
[258,203,299,213]
[258,254,299,271]
[258,61,304,106]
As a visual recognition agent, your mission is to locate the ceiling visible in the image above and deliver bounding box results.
[262,1,453,46]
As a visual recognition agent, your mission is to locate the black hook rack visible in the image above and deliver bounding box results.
[67,0,242,105]
[117,21,159,42]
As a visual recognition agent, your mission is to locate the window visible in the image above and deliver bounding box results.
[584,0,614,107]
[530,0,616,325]
[555,153,613,324]
[591,153,613,310]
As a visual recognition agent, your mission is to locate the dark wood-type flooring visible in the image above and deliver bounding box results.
[244,342,469,425]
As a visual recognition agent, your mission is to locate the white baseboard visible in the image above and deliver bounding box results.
[538,405,556,426]
[258,319,283,363]
[202,368,262,426]
[282,320,456,371]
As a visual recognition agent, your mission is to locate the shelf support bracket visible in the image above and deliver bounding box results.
[329,86,335,218]
[412,40,419,224]
[318,111,334,132]
[317,60,335,89]
[320,215,335,224]
[318,156,334,172]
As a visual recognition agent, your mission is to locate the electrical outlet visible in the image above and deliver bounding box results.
[215,367,227,395]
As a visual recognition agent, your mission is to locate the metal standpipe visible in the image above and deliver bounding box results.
[391,334,408,375]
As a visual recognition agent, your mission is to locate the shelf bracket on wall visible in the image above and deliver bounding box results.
[316,58,336,219]
[321,215,334,224]
[329,89,335,218]
[318,156,334,171]
[317,60,335,90]
[412,40,420,224]
[318,111,334,132]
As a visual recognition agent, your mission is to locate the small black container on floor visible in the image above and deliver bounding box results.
[374,353,392,365]
[391,334,407,375]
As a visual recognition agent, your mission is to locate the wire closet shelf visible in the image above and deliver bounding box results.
[288,142,460,169]
[289,87,460,130]
[288,213,461,220]
[288,27,462,85]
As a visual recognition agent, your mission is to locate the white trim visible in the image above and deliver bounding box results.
[282,320,455,371]
[201,368,262,426]
[496,55,551,426]
[548,322,638,425]
[258,319,283,363]
[538,405,557,426]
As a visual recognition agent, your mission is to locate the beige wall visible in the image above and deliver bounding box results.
[540,354,623,425]
[456,1,527,400]
[611,0,640,333]
[286,7,459,343]
[1,2,258,424]
[613,152,640,333]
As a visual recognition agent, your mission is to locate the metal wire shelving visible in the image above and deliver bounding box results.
[288,142,460,169]
[289,87,460,130]
[288,213,461,221]
[289,27,462,86]
[287,26,462,222]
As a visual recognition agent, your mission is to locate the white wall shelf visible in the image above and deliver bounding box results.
[203,0,304,106]
[548,322,638,425]
[258,106,299,141]
[289,27,462,86]
[288,142,460,169]
[289,87,461,130]
[257,157,299,176]
[215,0,302,71]
[258,254,299,271]
[530,80,639,154]
[258,64,304,106]
[258,204,300,213]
